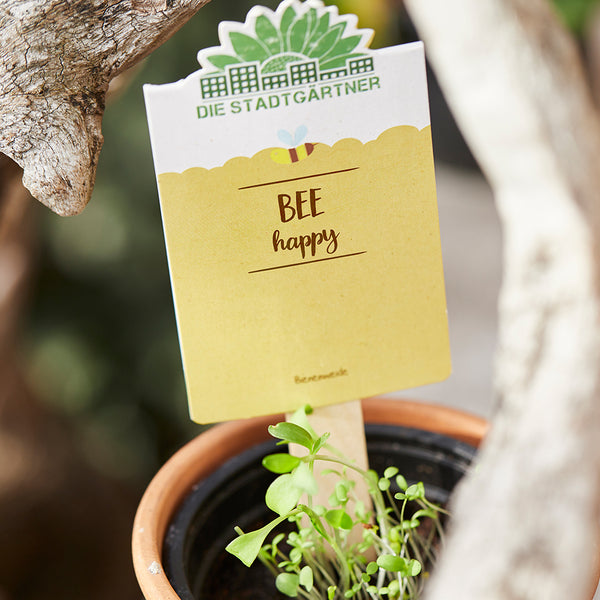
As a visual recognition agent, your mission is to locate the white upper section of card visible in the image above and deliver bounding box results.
[144,40,430,173]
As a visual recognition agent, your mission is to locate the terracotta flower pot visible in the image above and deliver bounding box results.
[132,398,488,600]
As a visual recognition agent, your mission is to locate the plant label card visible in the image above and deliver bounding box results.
[144,0,451,424]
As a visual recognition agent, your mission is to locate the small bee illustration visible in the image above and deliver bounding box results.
[271,125,316,164]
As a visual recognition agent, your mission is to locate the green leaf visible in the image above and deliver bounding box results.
[354,499,366,520]
[262,453,301,474]
[276,572,300,597]
[335,481,349,502]
[408,559,422,576]
[255,14,281,55]
[412,508,438,520]
[300,505,328,537]
[311,432,330,454]
[205,54,241,70]
[288,13,309,53]
[307,22,345,58]
[269,532,285,557]
[395,474,408,491]
[226,515,288,567]
[291,461,318,495]
[266,474,302,515]
[377,554,408,573]
[325,509,353,530]
[401,519,420,530]
[287,405,317,435]
[299,565,314,592]
[321,468,341,477]
[289,547,302,564]
[366,561,379,575]
[378,478,391,492]
[287,530,300,544]
[384,466,399,479]
[405,482,425,501]
[327,586,337,600]
[388,580,400,596]
[268,422,314,449]
[280,5,297,48]
[229,31,269,63]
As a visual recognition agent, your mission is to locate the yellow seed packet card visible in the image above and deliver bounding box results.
[144,0,451,423]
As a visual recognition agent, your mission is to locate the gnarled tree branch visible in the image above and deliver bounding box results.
[0,0,210,216]
[404,1,600,599]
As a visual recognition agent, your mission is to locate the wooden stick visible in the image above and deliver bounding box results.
[286,400,372,545]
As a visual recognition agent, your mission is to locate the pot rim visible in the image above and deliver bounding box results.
[132,397,488,600]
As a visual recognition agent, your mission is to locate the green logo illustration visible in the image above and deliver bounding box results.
[198,0,375,100]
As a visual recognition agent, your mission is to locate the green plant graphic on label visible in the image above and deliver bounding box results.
[197,0,374,99]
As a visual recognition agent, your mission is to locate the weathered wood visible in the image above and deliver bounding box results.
[286,401,372,551]
[404,1,600,599]
[0,0,210,216]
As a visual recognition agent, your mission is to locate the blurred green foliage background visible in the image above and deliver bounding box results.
[552,0,600,35]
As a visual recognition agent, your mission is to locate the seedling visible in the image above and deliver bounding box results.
[226,406,447,599]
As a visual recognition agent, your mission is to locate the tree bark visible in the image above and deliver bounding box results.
[404,1,600,599]
[0,0,210,217]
